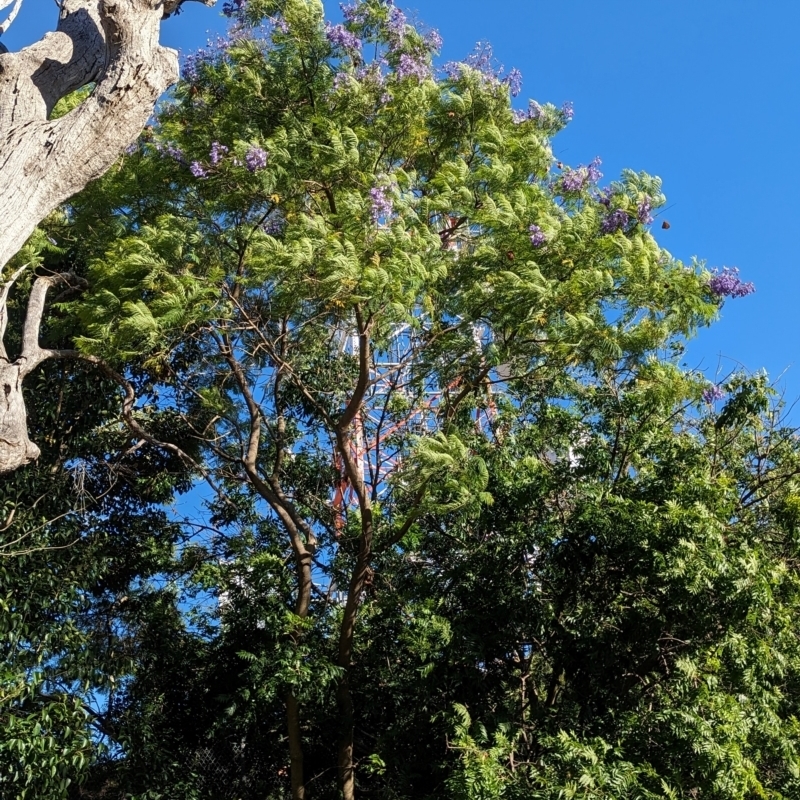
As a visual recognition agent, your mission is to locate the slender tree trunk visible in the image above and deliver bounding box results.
[286,544,313,800]
[243,467,313,800]
[335,494,374,800]
[332,310,374,800]
[222,334,316,799]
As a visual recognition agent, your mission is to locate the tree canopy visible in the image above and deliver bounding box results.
[0,2,792,799]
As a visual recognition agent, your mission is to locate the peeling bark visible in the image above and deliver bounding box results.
[0,0,214,273]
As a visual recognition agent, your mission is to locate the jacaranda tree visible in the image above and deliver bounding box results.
[9,1,791,798]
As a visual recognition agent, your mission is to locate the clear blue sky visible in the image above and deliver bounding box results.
[6,1,798,402]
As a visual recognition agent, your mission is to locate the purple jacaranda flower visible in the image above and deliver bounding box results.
[465,41,497,77]
[702,384,726,404]
[326,22,362,51]
[369,185,394,223]
[124,142,138,156]
[190,161,209,178]
[561,101,574,121]
[245,146,268,172]
[528,224,546,247]
[512,109,527,124]
[356,62,386,86]
[210,141,229,165]
[272,15,289,33]
[708,267,755,298]
[505,67,523,98]
[425,29,443,52]
[637,197,654,225]
[396,53,430,81]
[262,211,286,236]
[380,92,393,104]
[340,2,368,25]
[600,209,630,234]
[181,52,204,81]
[333,71,350,90]
[443,42,510,88]
[596,186,614,207]
[559,159,602,194]
[587,157,603,184]
[442,61,465,80]
[560,168,588,193]
[387,6,406,39]
[527,100,543,120]
[156,142,185,163]
[181,27,253,80]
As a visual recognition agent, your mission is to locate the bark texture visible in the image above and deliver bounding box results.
[0,0,213,273]
[0,272,85,472]
[0,362,39,472]
[0,0,213,472]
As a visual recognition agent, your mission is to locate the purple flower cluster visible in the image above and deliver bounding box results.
[561,101,574,121]
[210,141,229,165]
[272,16,290,34]
[396,53,430,82]
[560,169,587,193]
[702,384,726,404]
[156,142,185,163]
[528,100,543,120]
[512,109,527,124]
[596,186,614,207]
[387,6,406,40]
[443,42,519,93]
[504,67,523,98]
[341,2,368,25]
[369,185,394,223]
[637,197,653,225]
[333,71,351,90]
[559,158,602,194]
[326,22,362,51]
[245,146,268,172]
[464,41,496,76]
[587,157,603,184]
[442,61,464,81]
[190,161,209,179]
[262,211,286,236]
[708,267,755,299]
[600,209,630,234]
[356,61,386,86]
[425,29,443,52]
[528,224,546,247]
[181,29,252,81]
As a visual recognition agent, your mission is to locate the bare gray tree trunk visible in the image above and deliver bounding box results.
[0,271,84,472]
[0,0,213,274]
[0,0,212,472]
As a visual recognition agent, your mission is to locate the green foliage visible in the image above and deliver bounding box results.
[49,84,94,121]
[7,1,783,799]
